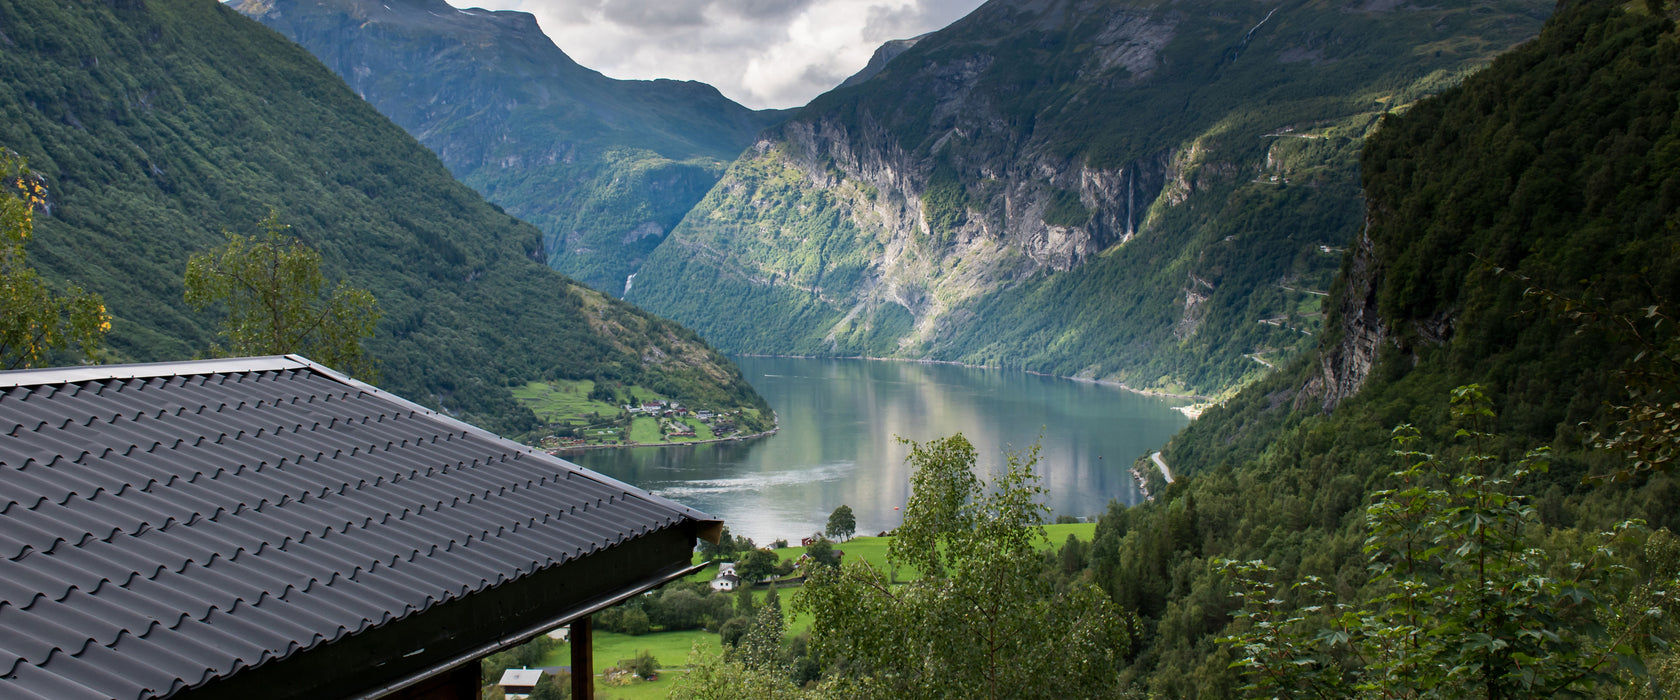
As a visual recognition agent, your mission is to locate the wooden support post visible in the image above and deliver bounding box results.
[571,616,593,700]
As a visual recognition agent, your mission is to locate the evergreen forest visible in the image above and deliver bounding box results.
[1082,0,1680,693]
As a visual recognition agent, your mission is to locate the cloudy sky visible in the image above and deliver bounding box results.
[443,0,986,110]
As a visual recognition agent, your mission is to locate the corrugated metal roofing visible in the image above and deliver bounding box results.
[0,355,715,700]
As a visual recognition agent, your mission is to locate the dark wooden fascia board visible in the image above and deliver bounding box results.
[180,523,699,700]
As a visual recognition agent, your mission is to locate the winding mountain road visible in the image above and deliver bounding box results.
[1151,451,1175,484]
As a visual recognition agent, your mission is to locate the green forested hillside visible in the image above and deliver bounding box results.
[0,0,768,435]
[630,0,1550,398]
[1075,0,1680,694]
[238,0,790,297]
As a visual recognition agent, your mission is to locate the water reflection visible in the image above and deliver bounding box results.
[569,358,1190,545]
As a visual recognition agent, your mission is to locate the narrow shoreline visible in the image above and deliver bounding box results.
[1128,454,1175,502]
[551,420,780,454]
[1128,464,1154,502]
[734,353,1212,401]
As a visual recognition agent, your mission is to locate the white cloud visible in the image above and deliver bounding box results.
[443,0,985,109]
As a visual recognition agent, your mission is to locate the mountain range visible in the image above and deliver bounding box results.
[0,0,767,436]
[248,0,1557,400]
[236,0,791,297]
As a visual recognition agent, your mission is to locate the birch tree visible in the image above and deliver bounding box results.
[185,212,380,379]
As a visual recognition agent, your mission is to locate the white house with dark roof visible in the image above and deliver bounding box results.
[0,355,721,700]
[710,571,742,592]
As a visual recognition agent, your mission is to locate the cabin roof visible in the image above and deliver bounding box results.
[0,355,716,700]
[497,668,544,686]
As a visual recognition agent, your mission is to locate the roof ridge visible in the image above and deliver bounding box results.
[0,356,310,389]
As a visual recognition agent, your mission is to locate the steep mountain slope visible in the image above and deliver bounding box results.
[836,35,926,89]
[237,0,790,296]
[0,0,769,435]
[629,0,1550,397]
[1077,0,1680,693]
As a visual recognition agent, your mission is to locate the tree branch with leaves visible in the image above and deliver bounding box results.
[795,435,1132,700]
[185,212,381,380]
[0,150,108,370]
[1218,386,1680,698]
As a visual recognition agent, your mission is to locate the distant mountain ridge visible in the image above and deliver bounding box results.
[837,35,927,89]
[626,0,1552,398]
[1,0,768,435]
[237,0,792,296]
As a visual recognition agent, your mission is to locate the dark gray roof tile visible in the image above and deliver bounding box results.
[102,630,207,694]
[0,598,93,665]
[9,650,108,700]
[0,356,715,700]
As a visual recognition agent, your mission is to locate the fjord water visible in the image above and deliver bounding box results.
[570,357,1191,544]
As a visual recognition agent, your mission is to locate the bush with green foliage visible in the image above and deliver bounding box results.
[1219,386,1678,697]
[617,650,659,680]
[698,527,756,563]
[527,670,572,700]
[801,538,840,570]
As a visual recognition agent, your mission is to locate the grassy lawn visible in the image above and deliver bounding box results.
[540,629,713,672]
[690,524,1099,583]
[584,427,622,441]
[593,672,687,700]
[510,379,628,423]
[1043,522,1099,543]
[628,416,663,444]
[684,417,714,441]
[652,416,715,443]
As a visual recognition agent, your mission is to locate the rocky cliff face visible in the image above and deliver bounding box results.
[631,0,1550,396]
[236,0,789,296]
[1299,220,1386,410]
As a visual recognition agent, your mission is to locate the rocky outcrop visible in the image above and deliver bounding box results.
[1299,219,1386,411]
[687,109,1177,356]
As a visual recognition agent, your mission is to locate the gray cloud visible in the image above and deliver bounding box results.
[599,0,709,28]
[448,0,986,108]
[862,4,924,42]
[717,0,821,22]
[864,0,978,41]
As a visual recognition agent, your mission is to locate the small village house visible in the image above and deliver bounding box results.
[710,571,741,592]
